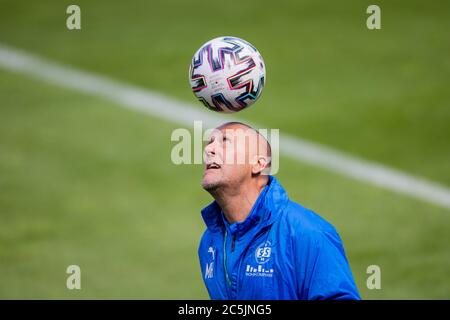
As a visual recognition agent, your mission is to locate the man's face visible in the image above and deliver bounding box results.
[201,124,263,192]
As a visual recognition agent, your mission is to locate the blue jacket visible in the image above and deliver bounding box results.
[198,176,361,300]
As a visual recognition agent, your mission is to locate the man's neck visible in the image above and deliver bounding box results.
[211,181,266,224]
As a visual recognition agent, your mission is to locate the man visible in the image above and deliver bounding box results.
[198,122,360,300]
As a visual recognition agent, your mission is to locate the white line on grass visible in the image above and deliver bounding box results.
[0,43,449,209]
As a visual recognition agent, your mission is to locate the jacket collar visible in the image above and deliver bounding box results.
[200,176,289,236]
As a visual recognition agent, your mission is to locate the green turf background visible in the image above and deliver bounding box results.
[0,0,449,299]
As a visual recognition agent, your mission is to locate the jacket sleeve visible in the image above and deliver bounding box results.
[295,228,361,300]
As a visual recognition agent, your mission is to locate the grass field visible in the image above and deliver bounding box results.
[0,0,449,299]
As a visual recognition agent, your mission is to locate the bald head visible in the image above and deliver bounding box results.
[216,122,272,168]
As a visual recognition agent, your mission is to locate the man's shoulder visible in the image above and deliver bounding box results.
[279,200,339,240]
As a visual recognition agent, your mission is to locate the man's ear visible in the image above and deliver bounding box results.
[251,156,269,175]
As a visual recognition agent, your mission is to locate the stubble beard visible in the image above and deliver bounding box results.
[201,178,222,194]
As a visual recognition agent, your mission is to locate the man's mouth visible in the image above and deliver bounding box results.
[206,162,221,170]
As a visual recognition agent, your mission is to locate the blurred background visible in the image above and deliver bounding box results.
[0,0,449,299]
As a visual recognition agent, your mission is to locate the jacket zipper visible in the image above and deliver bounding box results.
[223,230,237,293]
[223,230,232,289]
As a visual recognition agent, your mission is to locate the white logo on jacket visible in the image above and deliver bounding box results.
[205,246,215,279]
[255,241,272,264]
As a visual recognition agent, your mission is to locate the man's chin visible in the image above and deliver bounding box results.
[201,179,221,192]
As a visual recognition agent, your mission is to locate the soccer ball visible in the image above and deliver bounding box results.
[189,36,266,113]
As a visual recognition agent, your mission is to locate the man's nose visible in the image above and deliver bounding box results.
[204,141,216,156]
